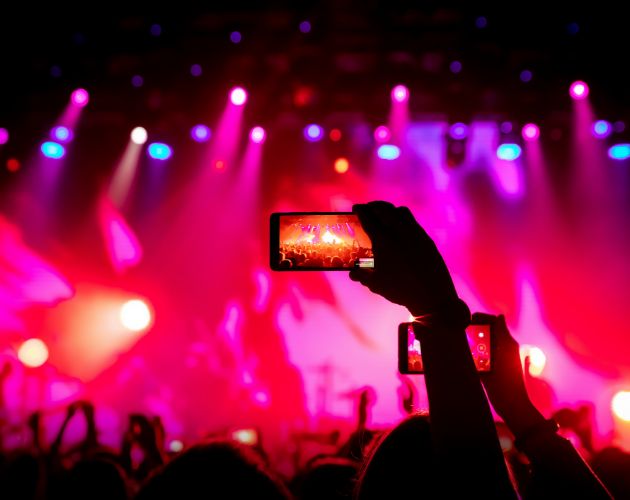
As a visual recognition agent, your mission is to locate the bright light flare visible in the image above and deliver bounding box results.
[0,127,10,145]
[377,144,401,160]
[592,120,612,139]
[71,88,90,107]
[449,123,468,140]
[130,127,148,145]
[232,428,258,446]
[569,80,589,100]
[18,338,49,368]
[608,144,630,160]
[250,126,266,144]
[120,299,153,332]
[304,124,324,142]
[147,143,172,160]
[374,125,390,143]
[191,125,211,142]
[40,141,65,159]
[391,84,409,103]
[321,230,342,244]
[230,87,248,106]
[497,143,522,161]
[51,126,73,143]
[520,344,546,376]
[334,157,349,174]
[612,391,630,421]
[522,123,540,141]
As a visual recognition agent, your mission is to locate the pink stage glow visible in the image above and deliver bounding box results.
[522,123,540,141]
[250,126,266,144]
[569,80,589,100]
[98,197,143,273]
[391,84,409,103]
[230,86,248,106]
[71,88,90,107]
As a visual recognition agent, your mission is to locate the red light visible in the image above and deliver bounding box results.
[7,158,20,172]
[329,129,342,141]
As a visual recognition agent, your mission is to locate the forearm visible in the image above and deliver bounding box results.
[500,401,611,499]
[417,324,516,498]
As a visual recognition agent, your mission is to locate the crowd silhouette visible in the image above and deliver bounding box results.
[1,201,627,498]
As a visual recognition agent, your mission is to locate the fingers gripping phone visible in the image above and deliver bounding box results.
[398,321,492,374]
[269,212,374,270]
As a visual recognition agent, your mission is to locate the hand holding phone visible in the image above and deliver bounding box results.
[270,212,374,270]
[398,321,492,374]
[348,201,461,318]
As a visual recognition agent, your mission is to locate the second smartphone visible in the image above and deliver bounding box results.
[398,321,492,374]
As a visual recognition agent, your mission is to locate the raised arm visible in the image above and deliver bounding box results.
[350,201,515,498]
[475,312,612,499]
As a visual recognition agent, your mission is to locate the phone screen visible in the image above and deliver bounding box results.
[269,212,374,270]
[398,322,492,374]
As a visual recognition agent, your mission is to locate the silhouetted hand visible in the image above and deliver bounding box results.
[474,313,545,436]
[349,201,461,317]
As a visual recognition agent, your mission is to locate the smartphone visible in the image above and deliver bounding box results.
[269,212,374,270]
[398,321,492,374]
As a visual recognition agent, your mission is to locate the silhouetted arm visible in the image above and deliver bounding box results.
[350,201,516,499]
[476,313,612,499]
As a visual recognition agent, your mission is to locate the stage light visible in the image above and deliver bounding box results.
[7,158,20,172]
[148,143,172,160]
[592,120,612,139]
[215,160,226,170]
[230,31,242,44]
[18,339,49,368]
[41,141,65,159]
[150,24,161,36]
[608,144,630,160]
[230,87,247,106]
[250,126,266,144]
[377,144,401,160]
[497,143,522,161]
[232,428,258,446]
[0,127,8,144]
[450,61,462,74]
[567,22,580,35]
[51,126,73,143]
[391,84,409,103]
[520,345,546,376]
[120,299,153,332]
[522,123,540,141]
[71,88,89,107]
[131,75,144,87]
[569,80,589,100]
[612,391,630,421]
[190,64,202,77]
[191,125,211,142]
[130,127,148,145]
[334,157,349,174]
[374,125,391,143]
[299,20,312,33]
[329,128,342,141]
[520,70,533,83]
[304,124,324,142]
[500,122,513,134]
[475,16,488,29]
[449,123,468,140]
[253,391,270,406]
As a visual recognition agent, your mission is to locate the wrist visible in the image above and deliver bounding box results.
[409,298,471,330]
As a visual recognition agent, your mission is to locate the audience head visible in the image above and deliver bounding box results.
[136,440,290,499]
[356,413,434,499]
